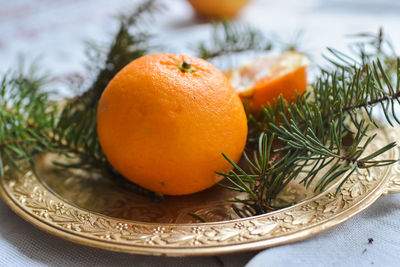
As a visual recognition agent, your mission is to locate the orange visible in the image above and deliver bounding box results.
[226,51,311,113]
[97,54,248,196]
[187,0,250,19]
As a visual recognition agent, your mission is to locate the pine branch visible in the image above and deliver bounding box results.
[0,70,56,176]
[224,31,400,216]
[196,21,273,60]
[0,0,162,200]
[315,55,400,127]
[68,0,160,109]
[54,0,161,170]
[220,133,304,215]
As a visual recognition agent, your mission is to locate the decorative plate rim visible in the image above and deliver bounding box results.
[0,127,399,256]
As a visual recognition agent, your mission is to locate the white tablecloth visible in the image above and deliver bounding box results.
[1,0,400,266]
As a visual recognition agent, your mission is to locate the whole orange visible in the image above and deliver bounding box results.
[187,0,250,19]
[97,54,247,196]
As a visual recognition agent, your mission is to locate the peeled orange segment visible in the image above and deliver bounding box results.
[226,51,311,112]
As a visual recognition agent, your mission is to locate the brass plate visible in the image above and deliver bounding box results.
[1,127,400,256]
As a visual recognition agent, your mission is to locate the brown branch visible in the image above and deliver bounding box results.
[341,91,400,113]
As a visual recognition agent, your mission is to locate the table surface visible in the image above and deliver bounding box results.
[1,0,400,266]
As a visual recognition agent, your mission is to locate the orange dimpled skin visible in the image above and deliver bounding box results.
[97,54,248,196]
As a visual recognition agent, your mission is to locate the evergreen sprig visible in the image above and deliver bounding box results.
[0,69,55,176]
[54,0,161,171]
[223,30,400,216]
[218,133,304,215]
[0,0,161,198]
[197,21,273,60]
[70,0,160,109]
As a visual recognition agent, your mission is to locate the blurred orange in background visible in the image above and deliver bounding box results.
[187,0,251,19]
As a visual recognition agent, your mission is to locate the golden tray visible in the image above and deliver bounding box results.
[1,127,400,257]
